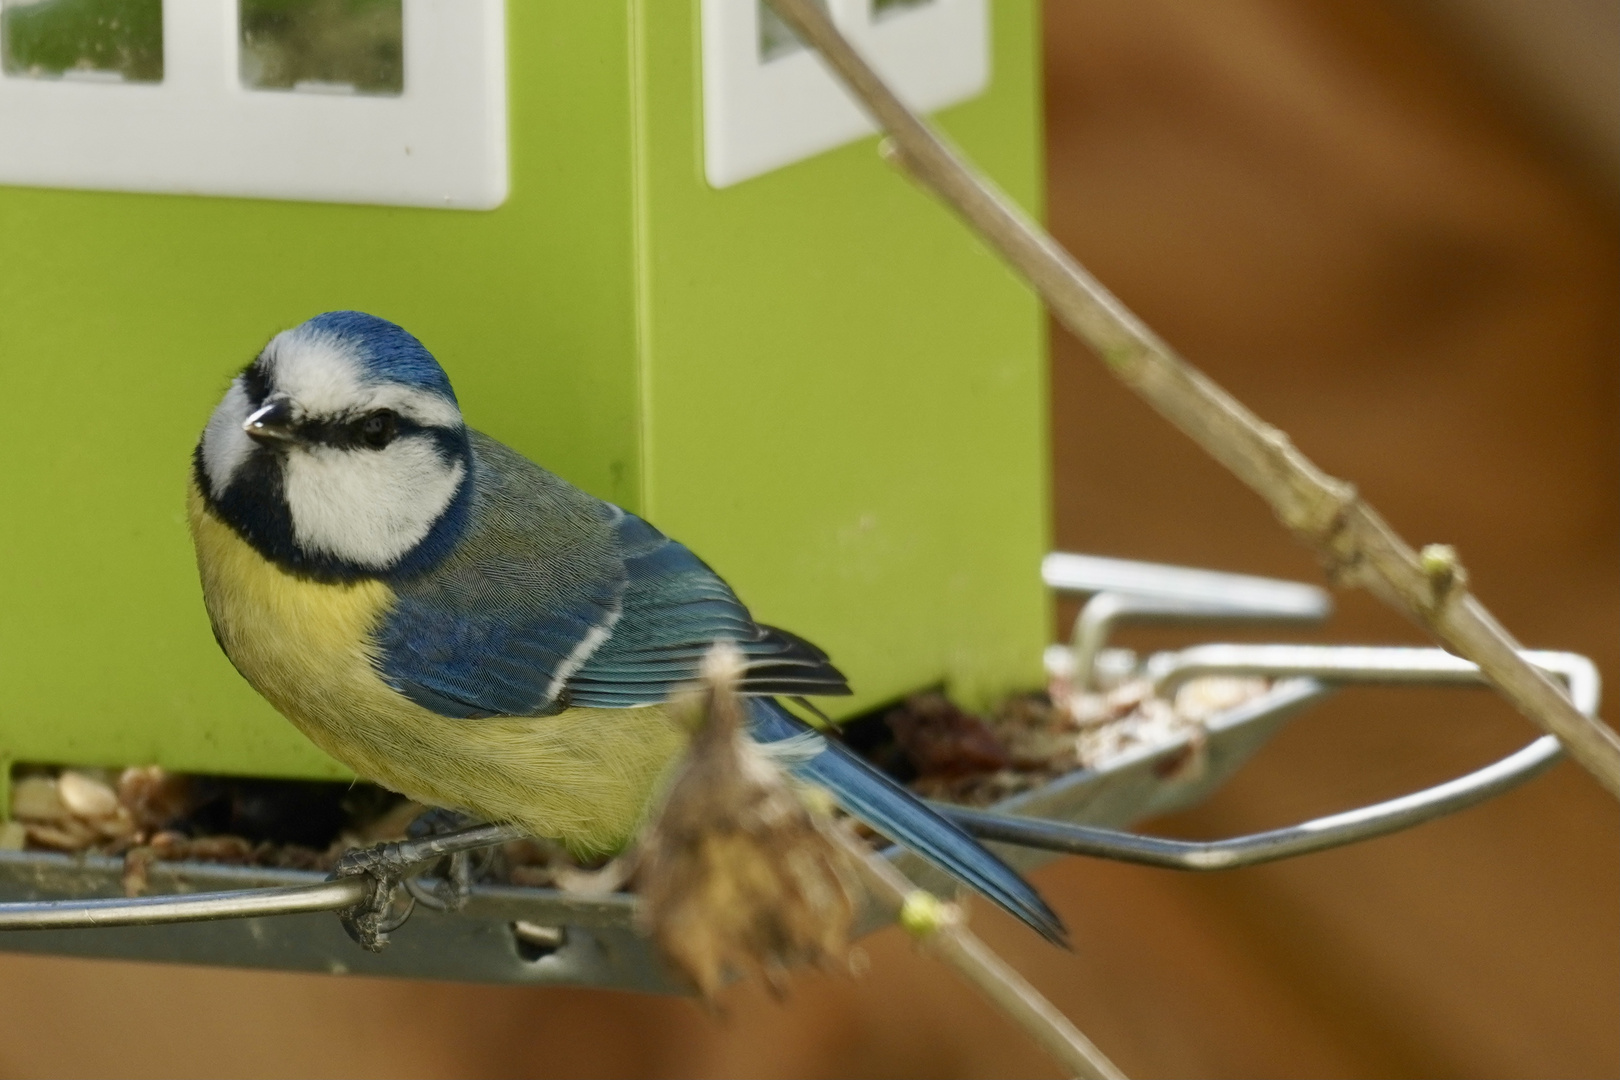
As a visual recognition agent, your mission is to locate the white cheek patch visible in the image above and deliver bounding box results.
[200,378,255,497]
[282,435,466,569]
[263,329,463,429]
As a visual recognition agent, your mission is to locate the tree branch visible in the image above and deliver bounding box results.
[833,828,1126,1080]
[764,0,1620,799]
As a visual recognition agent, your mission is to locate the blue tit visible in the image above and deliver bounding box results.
[188,311,1063,943]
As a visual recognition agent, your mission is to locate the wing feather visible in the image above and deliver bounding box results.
[374,431,848,718]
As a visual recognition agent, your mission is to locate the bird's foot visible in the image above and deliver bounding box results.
[401,809,486,913]
[403,850,477,913]
[330,817,529,951]
[332,840,420,952]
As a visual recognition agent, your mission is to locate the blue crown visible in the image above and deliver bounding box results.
[301,311,458,405]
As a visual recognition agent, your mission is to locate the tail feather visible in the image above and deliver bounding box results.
[748,698,1067,945]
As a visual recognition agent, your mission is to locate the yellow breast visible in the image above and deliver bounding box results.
[186,481,686,855]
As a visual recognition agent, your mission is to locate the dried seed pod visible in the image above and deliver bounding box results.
[89,809,137,841]
[57,770,120,819]
[10,775,68,823]
[992,694,1081,772]
[636,644,860,999]
[23,819,99,851]
[553,859,634,897]
[180,835,255,862]
[1172,676,1268,723]
[885,693,1011,778]
[117,765,195,832]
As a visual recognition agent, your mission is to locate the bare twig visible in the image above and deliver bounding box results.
[764,0,1620,798]
[831,827,1125,1080]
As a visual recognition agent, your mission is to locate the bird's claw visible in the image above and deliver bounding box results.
[403,850,476,913]
[400,810,485,913]
[332,840,419,952]
[331,813,511,949]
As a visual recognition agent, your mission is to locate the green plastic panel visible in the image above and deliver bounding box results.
[632,0,1049,715]
[0,0,1047,795]
[0,4,641,783]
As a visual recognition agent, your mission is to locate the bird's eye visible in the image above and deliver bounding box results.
[357,409,398,449]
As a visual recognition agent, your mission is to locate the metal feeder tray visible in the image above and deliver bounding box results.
[0,553,1597,994]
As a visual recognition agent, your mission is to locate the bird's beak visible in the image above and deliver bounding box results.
[243,398,298,444]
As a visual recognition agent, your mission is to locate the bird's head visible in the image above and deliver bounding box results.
[195,311,473,580]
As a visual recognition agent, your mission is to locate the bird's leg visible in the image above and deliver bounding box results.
[443,848,478,907]
[408,806,481,838]
[331,819,529,951]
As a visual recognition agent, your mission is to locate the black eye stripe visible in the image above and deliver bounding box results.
[292,409,426,449]
[240,361,271,405]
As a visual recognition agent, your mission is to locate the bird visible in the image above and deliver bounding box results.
[187,310,1063,944]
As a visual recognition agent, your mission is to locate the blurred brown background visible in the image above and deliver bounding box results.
[1,2,1614,1077]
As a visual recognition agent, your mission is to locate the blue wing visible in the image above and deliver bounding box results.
[374,431,848,718]
[566,512,850,707]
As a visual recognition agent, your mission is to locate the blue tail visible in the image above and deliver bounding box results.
[748,698,1067,945]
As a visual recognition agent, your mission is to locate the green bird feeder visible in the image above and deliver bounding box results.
[0,0,1048,798]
